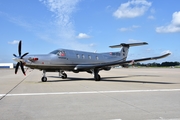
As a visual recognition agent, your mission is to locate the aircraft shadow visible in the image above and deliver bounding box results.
[47,75,176,84]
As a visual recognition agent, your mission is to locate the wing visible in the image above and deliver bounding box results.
[74,53,171,70]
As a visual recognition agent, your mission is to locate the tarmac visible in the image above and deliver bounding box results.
[0,68,180,120]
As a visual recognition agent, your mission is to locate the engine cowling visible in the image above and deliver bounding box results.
[121,64,129,68]
[102,67,111,71]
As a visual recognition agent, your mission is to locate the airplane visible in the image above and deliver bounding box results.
[13,41,170,82]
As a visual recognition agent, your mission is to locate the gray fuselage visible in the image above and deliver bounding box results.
[24,49,125,72]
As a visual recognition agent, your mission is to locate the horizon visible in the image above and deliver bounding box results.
[0,0,180,63]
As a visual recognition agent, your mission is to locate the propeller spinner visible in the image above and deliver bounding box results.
[13,40,29,75]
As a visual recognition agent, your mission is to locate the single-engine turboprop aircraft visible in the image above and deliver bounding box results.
[13,41,170,82]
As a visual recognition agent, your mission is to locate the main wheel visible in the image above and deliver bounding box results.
[61,73,67,79]
[95,74,101,81]
[41,77,47,82]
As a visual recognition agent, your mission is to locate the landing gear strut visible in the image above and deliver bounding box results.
[93,69,101,81]
[41,70,47,82]
[59,71,67,79]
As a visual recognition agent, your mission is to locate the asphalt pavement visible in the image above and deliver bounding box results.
[0,68,180,120]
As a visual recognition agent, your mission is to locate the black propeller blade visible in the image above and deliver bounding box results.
[18,40,22,56]
[21,52,29,59]
[13,54,17,57]
[13,40,29,75]
[15,62,20,74]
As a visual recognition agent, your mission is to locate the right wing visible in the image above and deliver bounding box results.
[74,53,171,70]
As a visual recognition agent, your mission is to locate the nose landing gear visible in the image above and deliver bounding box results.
[41,70,68,82]
[41,70,47,82]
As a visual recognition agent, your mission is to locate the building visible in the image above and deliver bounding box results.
[0,63,14,68]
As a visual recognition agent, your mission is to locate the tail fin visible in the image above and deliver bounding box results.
[109,42,148,60]
[109,42,148,48]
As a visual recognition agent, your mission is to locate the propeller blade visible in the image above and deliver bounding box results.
[15,62,20,74]
[21,52,29,59]
[18,40,22,56]
[13,40,29,75]
[13,54,17,57]
[20,62,26,76]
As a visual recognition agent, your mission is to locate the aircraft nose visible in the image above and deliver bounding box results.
[12,57,24,62]
[13,57,19,62]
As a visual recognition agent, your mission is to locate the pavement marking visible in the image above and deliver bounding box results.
[148,118,180,120]
[0,89,180,97]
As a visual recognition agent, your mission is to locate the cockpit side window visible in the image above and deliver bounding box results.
[57,51,66,57]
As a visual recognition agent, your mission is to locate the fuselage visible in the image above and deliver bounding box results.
[23,49,124,72]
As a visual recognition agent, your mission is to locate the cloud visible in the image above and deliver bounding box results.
[119,25,140,32]
[148,15,155,20]
[119,27,132,32]
[77,33,91,39]
[128,39,143,43]
[39,0,95,51]
[89,43,95,47]
[41,0,80,27]
[113,0,151,18]
[161,50,172,54]
[0,11,33,30]
[156,11,180,33]
[8,40,19,44]
[150,8,155,14]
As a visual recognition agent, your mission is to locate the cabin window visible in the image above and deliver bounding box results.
[58,51,66,57]
[82,54,85,59]
[96,56,99,60]
[88,55,91,59]
[76,54,80,58]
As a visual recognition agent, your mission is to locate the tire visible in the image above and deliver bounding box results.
[41,77,47,82]
[61,73,67,79]
[95,74,101,81]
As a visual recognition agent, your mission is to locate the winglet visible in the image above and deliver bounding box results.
[153,53,171,60]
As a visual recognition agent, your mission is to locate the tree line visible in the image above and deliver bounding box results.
[135,62,180,67]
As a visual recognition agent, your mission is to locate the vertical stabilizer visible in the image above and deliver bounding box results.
[119,45,129,60]
[109,42,148,60]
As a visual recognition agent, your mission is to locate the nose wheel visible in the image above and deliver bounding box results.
[41,76,47,82]
[41,70,47,82]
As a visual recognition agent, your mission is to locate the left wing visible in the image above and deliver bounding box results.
[74,53,171,70]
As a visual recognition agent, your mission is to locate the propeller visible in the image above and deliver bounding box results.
[13,40,29,75]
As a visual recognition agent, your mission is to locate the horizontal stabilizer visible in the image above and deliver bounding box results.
[110,42,148,48]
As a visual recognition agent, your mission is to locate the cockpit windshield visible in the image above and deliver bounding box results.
[49,50,59,54]
[49,50,66,57]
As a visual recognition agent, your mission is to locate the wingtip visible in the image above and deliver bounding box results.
[165,52,171,56]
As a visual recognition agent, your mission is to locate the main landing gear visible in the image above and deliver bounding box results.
[59,71,67,79]
[41,70,67,82]
[93,69,101,81]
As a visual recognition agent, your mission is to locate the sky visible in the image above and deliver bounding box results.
[0,0,180,63]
